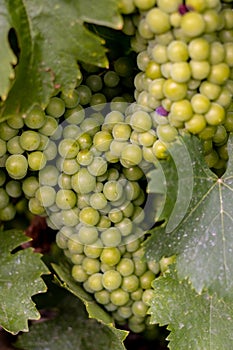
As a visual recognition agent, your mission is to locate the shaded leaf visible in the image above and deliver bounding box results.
[15,293,127,350]
[0,230,49,334]
[149,268,233,350]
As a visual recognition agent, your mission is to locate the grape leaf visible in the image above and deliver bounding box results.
[0,0,123,119]
[0,230,49,334]
[145,134,233,299]
[149,268,233,350]
[15,293,127,350]
[52,259,128,344]
[0,0,17,101]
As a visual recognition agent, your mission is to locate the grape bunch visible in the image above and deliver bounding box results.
[35,101,163,334]
[129,0,233,173]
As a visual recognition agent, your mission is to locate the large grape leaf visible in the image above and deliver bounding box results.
[149,268,233,350]
[0,230,49,334]
[15,293,127,350]
[0,0,123,119]
[145,134,233,299]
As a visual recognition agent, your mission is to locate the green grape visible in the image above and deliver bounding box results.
[28,197,46,216]
[156,124,178,142]
[70,253,85,265]
[102,270,122,291]
[121,144,143,166]
[77,225,99,245]
[146,8,171,34]
[86,74,103,92]
[94,289,110,305]
[185,114,207,134]
[190,60,210,80]
[72,265,88,283]
[89,192,107,210]
[199,81,221,100]
[103,180,124,202]
[110,288,129,306]
[5,180,22,198]
[119,0,135,14]
[19,130,41,151]
[62,208,80,227]
[170,99,193,122]
[198,125,217,140]
[0,170,6,187]
[212,125,227,145]
[35,185,56,207]
[93,130,113,152]
[104,71,120,88]
[60,90,80,108]
[79,207,100,226]
[0,188,10,209]
[180,12,205,37]
[205,149,219,168]
[204,103,225,125]
[101,227,122,247]
[39,165,59,186]
[133,0,156,10]
[167,40,189,62]
[7,115,24,130]
[207,63,230,85]
[123,166,144,181]
[77,132,92,150]
[163,79,187,101]
[46,97,65,118]
[90,93,107,109]
[107,207,123,223]
[39,116,58,137]
[170,61,191,83]
[83,257,101,275]
[84,241,103,259]
[100,247,121,266]
[121,274,139,292]
[6,154,28,180]
[71,168,96,194]
[64,105,85,124]
[28,151,47,171]
[55,189,76,210]
[0,139,6,157]
[139,270,155,289]
[0,203,16,221]
[209,41,225,64]
[24,106,46,129]
[22,176,39,198]
[43,140,57,161]
[132,300,148,318]
[67,234,84,254]
[7,136,24,155]
[188,37,210,60]
[62,124,81,139]
[117,257,135,276]
[58,139,80,159]
[87,157,108,177]
[190,93,211,114]
[87,272,103,292]
[0,122,18,141]
[116,218,133,236]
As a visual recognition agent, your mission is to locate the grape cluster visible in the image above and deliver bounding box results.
[131,0,233,173]
[34,101,163,333]
[0,54,162,332]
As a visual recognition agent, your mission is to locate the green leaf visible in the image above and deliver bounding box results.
[15,293,127,350]
[0,0,122,119]
[0,230,49,334]
[145,134,233,299]
[0,1,17,101]
[149,268,233,350]
[51,259,128,344]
